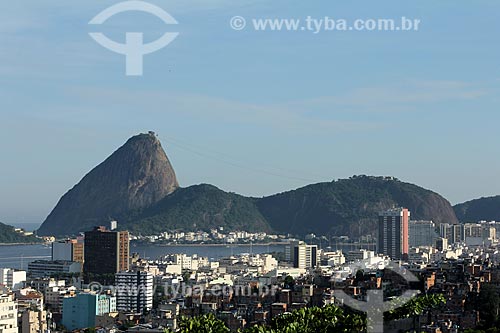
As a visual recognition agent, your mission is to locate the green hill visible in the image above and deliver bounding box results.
[118,176,457,237]
[257,175,458,236]
[0,222,41,243]
[121,184,272,235]
[454,195,500,222]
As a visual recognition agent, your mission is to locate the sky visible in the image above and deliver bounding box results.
[0,0,499,226]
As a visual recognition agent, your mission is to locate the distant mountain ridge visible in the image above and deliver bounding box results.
[257,175,458,236]
[118,176,458,237]
[454,196,500,222]
[38,133,459,237]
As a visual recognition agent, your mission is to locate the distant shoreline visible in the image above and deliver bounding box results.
[0,242,46,246]
[134,242,289,247]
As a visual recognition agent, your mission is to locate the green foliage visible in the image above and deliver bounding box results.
[244,305,365,333]
[182,271,191,284]
[385,293,446,321]
[170,313,229,333]
[355,269,365,283]
[165,295,450,333]
[0,222,41,243]
[283,275,295,289]
[478,284,500,326]
[168,305,364,333]
[464,329,500,333]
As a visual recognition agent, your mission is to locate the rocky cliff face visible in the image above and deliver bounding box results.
[37,132,179,236]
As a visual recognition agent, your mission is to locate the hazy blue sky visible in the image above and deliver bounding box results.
[0,1,499,225]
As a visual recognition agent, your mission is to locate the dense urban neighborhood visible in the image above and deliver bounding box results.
[2,209,500,332]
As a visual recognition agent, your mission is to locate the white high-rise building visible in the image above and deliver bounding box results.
[115,272,153,313]
[171,254,207,271]
[289,242,318,269]
[173,254,193,270]
[0,269,26,291]
[262,254,278,273]
[322,251,346,266]
[345,249,375,263]
[0,294,18,333]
